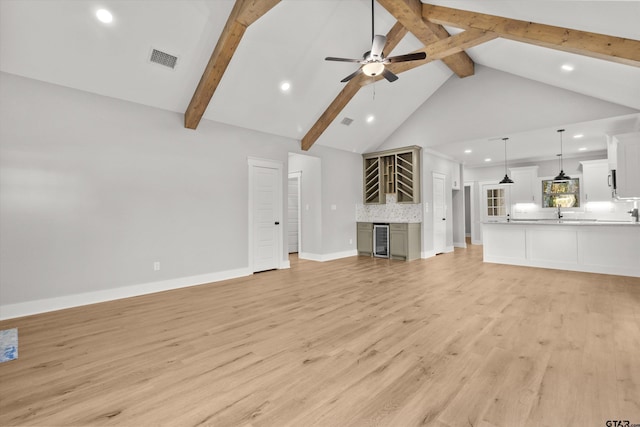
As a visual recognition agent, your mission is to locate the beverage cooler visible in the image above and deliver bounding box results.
[373,224,389,258]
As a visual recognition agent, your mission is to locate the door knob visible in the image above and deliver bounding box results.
[275,221,280,225]
[442,218,446,221]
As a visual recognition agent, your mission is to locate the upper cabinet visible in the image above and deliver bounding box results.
[363,146,421,204]
[509,166,539,204]
[581,159,612,202]
[612,132,640,198]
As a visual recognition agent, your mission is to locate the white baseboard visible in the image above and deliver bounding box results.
[445,245,455,253]
[281,259,291,269]
[472,239,483,245]
[453,241,467,248]
[299,250,358,262]
[0,267,251,320]
[421,250,436,259]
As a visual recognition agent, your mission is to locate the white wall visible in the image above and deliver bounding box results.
[378,65,637,149]
[0,72,361,316]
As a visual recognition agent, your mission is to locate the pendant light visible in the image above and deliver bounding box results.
[499,137,514,185]
[553,129,571,182]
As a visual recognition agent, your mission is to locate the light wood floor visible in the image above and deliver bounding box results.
[1,244,639,426]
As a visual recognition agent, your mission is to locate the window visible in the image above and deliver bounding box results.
[542,178,580,208]
[486,188,506,217]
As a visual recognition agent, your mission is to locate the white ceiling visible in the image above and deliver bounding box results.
[1,0,639,162]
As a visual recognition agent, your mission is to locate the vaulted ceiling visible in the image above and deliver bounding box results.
[1,0,639,164]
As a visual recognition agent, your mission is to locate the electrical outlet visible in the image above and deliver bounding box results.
[153,261,160,271]
[331,204,337,210]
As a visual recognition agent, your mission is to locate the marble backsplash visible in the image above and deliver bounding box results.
[356,194,423,223]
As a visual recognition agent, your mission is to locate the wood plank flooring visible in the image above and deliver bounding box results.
[1,244,639,426]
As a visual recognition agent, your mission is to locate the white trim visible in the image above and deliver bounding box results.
[248,157,284,273]
[445,245,455,253]
[281,260,291,269]
[288,171,302,255]
[299,250,358,262]
[421,250,437,259]
[454,241,467,248]
[472,239,483,245]
[483,256,639,278]
[433,172,447,254]
[0,268,251,320]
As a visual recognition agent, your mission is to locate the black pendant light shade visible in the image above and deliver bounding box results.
[499,137,514,185]
[553,129,571,182]
[499,174,515,185]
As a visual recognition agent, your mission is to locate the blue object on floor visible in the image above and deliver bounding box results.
[0,328,18,363]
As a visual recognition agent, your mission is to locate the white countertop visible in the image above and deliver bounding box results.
[483,220,639,226]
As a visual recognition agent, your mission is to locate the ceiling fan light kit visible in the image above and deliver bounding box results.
[325,0,426,83]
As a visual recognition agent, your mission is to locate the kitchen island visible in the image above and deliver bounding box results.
[482,220,640,277]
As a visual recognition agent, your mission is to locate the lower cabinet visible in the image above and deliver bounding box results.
[357,222,373,256]
[357,222,421,261]
[390,223,421,261]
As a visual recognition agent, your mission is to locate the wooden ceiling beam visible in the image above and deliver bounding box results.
[184,0,281,130]
[422,4,640,67]
[301,22,408,151]
[377,0,475,77]
[384,29,497,76]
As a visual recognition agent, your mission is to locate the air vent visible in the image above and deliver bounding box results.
[150,48,178,69]
[341,117,354,126]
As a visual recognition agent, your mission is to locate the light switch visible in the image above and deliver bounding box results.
[331,204,337,210]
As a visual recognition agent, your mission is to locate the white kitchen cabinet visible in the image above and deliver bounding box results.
[581,159,611,202]
[509,166,539,204]
[613,132,640,198]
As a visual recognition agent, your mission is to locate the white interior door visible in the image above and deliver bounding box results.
[287,175,300,253]
[249,158,282,273]
[433,173,446,254]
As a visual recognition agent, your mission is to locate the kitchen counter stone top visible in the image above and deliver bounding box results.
[483,219,639,226]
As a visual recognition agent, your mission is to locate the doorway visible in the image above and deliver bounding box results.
[433,172,446,254]
[248,158,283,273]
[287,172,301,254]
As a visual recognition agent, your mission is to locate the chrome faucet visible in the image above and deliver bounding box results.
[629,208,639,222]
[557,205,563,220]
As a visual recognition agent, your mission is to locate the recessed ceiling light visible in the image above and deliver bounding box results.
[366,115,375,123]
[578,147,588,151]
[561,64,574,72]
[484,158,492,162]
[573,134,584,139]
[464,149,472,154]
[96,9,113,23]
[280,81,291,92]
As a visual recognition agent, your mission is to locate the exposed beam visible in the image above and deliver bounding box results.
[422,4,640,67]
[301,22,408,151]
[184,0,281,129]
[377,0,475,77]
[385,29,497,76]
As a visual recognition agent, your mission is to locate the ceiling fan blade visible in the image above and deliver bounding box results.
[341,67,363,83]
[386,52,427,63]
[382,68,398,82]
[325,57,363,63]
[370,35,386,58]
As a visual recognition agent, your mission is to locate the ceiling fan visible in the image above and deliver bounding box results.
[325,0,426,83]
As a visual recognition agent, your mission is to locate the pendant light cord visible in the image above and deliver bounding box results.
[503,137,509,175]
[558,129,565,171]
